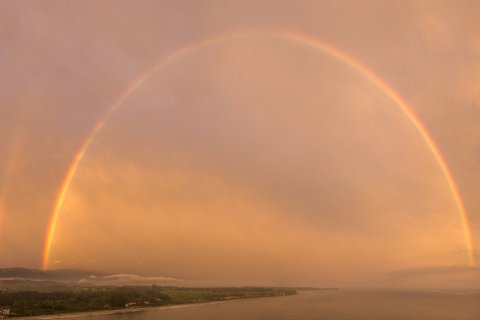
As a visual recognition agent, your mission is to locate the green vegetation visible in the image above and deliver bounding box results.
[0,286,296,317]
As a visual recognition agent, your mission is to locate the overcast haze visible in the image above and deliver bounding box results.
[1,0,480,288]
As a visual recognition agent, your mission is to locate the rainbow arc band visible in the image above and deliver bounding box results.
[42,30,476,269]
[0,139,26,234]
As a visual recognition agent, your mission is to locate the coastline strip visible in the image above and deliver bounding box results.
[14,301,226,320]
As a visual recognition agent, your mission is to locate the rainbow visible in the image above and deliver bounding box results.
[0,139,26,233]
[42,30,476,269]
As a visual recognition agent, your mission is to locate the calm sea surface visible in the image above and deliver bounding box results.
[72,290,480,320]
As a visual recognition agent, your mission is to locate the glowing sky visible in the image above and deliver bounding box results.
[1,1,480,287]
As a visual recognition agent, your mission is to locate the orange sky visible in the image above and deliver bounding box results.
[1,0,479,288]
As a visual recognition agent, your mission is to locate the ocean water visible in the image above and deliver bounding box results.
[70,289,480,320]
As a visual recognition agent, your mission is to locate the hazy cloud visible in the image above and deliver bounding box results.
[0,0,479,288]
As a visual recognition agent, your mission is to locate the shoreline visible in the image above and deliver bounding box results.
[12,301,227,320]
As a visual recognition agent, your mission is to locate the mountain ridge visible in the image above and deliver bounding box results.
[0,267,105,281]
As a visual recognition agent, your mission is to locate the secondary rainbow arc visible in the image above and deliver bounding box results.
[42,30,476,269]
[0,139,26,234]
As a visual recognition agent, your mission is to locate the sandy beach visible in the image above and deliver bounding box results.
[13,301,226,320]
